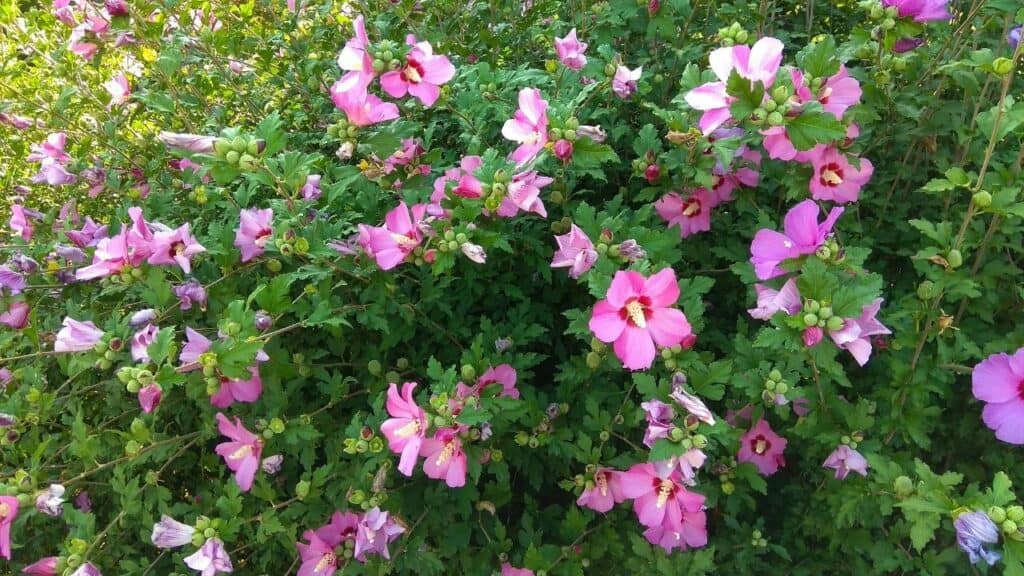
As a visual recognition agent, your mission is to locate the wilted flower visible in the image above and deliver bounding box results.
[640,399,675,447]
[54,317,104,352]
[184,537,233,575]
[151,515,195,549]
[550,223,597,279]
[354,507,404,561]
[954,511,1001,566]
[576,124,606,143]
[617,239,646,262]
[22,556,59,575]
[822,445,868,480]
[157,132,216,153]
[34,484,65,516]
[554,28,588,71]
[174,280,207,311]
[129,309,157,327]
[131,324,159,363]
[612,65,642,99]
[460,242,487,264]
[262,455,283,474]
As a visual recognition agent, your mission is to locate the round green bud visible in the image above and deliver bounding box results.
[989,506,1007,523]
[765,379,777,391]
[1007,505,1024,523]
[586,352,602,369]
[266,259,282,272]
[751,108,767,122]
[722,481,735,495]
[191,531,205,547]
[355,439,369,453]
[692,434,708,449]
[294,237,310,254]
[443,229,455,241]
[369,437,384,453]
[818,306,833,319]
[947,249,963,269]
[295,480,311,500]
[246,140,260,156]
[514,431,530,446]
[203,527,217,539]
[764,100,778,113]
[669,427,685,442]
[460,365,476,381]
[767,111,784,126]
[881,17,895,30]
[66,554,82,569]
[528,436,540,448]
[972,191,992,208]
[269,418,285,434]
[395,357,409,370]
[803,313,819,327]
[735,30,749,43]
[1003,519,1019,535]
[993,57,1015,76]
[214,138,232,156]
[769,369,783,382]
[604,63,616,76]
[826,316,845,331]
[125,440,141,456]
[775,382,788,394]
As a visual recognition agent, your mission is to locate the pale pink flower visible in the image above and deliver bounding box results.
[685,37,784,134]
[380,37,455,107]
[27,132,71,164]
[0,301,30,330]
[822,444,869,479]
[501,88,549,166]
[22,557,59,575]
[737,419,787,476]
[149,223,206,273]
[157,131,216,153]
[336,15,373,82]
[576,468,624,513]
[617,464,708,552]
[151,514,195,548]
[234,208,273,262]
[9,205,34,241]
[589,268,693,371]
[972,346,1024,444]
[420,428,467,488]
[330,78,400,127]
[354,507,404,561]
[496,171,552,218]
[550,223,597,279]
[612,65,642,99]
[554,28,588,71]
[827,299,891,366]
[380,382,428,476]
[184,537,233,575]
[748,277,802,320]
[808,147,874,204]
[296,531,339,576]
[214,413,263,491]
[54,317,104,352]
[0,496,17,560]
[131,324,159,362]
[749,199,843,280]
[104,74,131,107]
[357,201,427,270]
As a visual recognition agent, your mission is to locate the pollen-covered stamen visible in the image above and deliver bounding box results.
[230,444,253,460]
[390,233,420,247]
[681,198,702,217]
[820,163,845,186]
[316,552,337,572]
[395,419,421,438]
[254,229,273,247]
[753,435,771,455]
[819,86,833,104]
[0,502,9,519]
[625,300,648,328]
[402,58,425,84]
[655,478,675,508]
[435,439,456,466]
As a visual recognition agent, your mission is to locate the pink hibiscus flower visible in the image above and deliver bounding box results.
[822,444,869,480]
[749,199,844,280]
[419,428,467,488]
[357,201,428,270]
[589,268,694,371]
[501,88,549,166]
[655,188,719,238]
[554,28,588,70]
[827,299,891,366]
[618,464,708,552]
[380,37,455,107]
[737,419,787,476]
[576,468,624,513]
[380,382,429,476]
[807,147,874,204]
[972,346,1024,444]
[550,223,598,279]
[234,208,273,262]
[748,277,802,320]
[214,413,263,491]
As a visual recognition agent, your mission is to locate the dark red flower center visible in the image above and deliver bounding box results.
[1018,379,1024,401]
[402,57,426,84]
[620,296,652,328]
[819,163,844,187]
[751,434,771,455]
[681,198,702,217]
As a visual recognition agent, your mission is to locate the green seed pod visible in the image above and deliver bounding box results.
[721,481,735,495]
[972,190,992,208]
[528,436,540,448]
[214,138,232,156]
[269,418,286,434]
[125,440,141,456]
[992,57,1014,76]
[586,352,601,369]
[294,237,310,254]
[225,150,240,165]
[769,369,782,382]
[396,357,409,370]
[988,507,1007,523]
[1003,519,1019,535]
[947,249,963,269]
[775,382,788,394]
[767,111,784,126]
[461,364,476,381]
[262,428,274,440]
[818,306,833,320]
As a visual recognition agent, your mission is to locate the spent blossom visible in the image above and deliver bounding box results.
[151,515,196,549]
[184,537,233,575]
[822,445,869,480]
[550,223,597,279]
[954,511,1001,566]
[554,28,588,70]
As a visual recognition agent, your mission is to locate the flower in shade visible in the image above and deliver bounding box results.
[612,65,642,99]
[576,468,624,513]
[54,317,104,352]
[1,301,30,330]
[640,400,675,447]
[554,28,588,70]
[553,139,573,163]
[501,565,534,576]
[357,202,427,270]
[234,208,273,262]
[35,484,65,516]
[882,0,950,22]
[0,496,19,559]
[685,37,784,134]
[972,346,1024,444]
[893,37,925,53]
[655,188,719,238]
[502,88,549,166]
[460,242,486,264]
[738,419,787,476]
[296,530,339,576]
[749,199,844,280]
[822,445,869,480]
[10,205,34,241]
[131,324,159,363]
[104,74,131,107]
[550,223,597,279]
[151,515,196,548]
[70,564,101,576]
[669,382,716,426]
[315,510,360,547]
[955,511,1001,566]
[420,429,467,488]
[380,37,455,107]
[301,174,322,201]
[138,384,162,413]
[354,507,404,562]
[617,464,708,552]
[22,557,59,575]
[66,217,108,247]
[129,309,157,327]
[0,368,11,388]
[380,382,428,476]
[808,147,874,204]
[174,280,207,311]
[589,268,694,371]
[157,132,216,153]
[261,455,283,475]
[827,299,891,366]
[214,413,263,491]
[748,277,802,320]
[149,224,206,273]
[184,537,233,575]
[1009,27,1021,50]
[74,491,91,512]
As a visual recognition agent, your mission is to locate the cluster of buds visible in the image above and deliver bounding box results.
[549,117,581,163]
[92,336,123,370]
[860,0,899,31]
[761,368,790,405]
[191,515,225,548]
[750,529,769,548]
[274,230,310,257]
[212,134,266,172]
[437,228,485,264]
[327,116,359,141]
[253,417,288,441]
[367,40,406,75]
[347,486,390,511]
[814,237,844,264]
[343,424,386,455]
[801,300,846,333]
[717,22,750,46]
[2,470,37,508]
[481,169,513,212]
[987,505,1024,541]
[712,459,739,495]
[632,152,661,183]
[839,430,865,450]
[585,337,606,369]
[116,365,156,394]
[750,85,794,128]
[515,402,568,449]
[107,264,145,287]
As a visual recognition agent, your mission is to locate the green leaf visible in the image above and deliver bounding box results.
[215,340,264,380]
[797,36,840,79]
[254,276,294,315]
[146,327,175,366]
[633,124,662,156]
[572,137,620,169]
[649,438,687,462]
[256,112,287,156]
[796,258,839,300]
[727,71,765,122]
[786,109,847,151]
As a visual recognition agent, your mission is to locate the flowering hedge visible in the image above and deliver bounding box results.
[2,0,1024,574]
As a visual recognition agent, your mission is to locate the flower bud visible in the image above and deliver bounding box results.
[1007,505,1024,523]
[367,360,382,376]
[721,481,735,495]
[1003,519,1019,534]
[893,475,914,497]
[972,190,992,208]
[826,316,845,331]
[947,249,963,269]
[989,506,1008,524]
[295,480,311,500]
[254,311,273,331]
[992,57,1014,76]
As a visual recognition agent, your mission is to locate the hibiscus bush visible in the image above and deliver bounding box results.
[3,0,1024,574]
